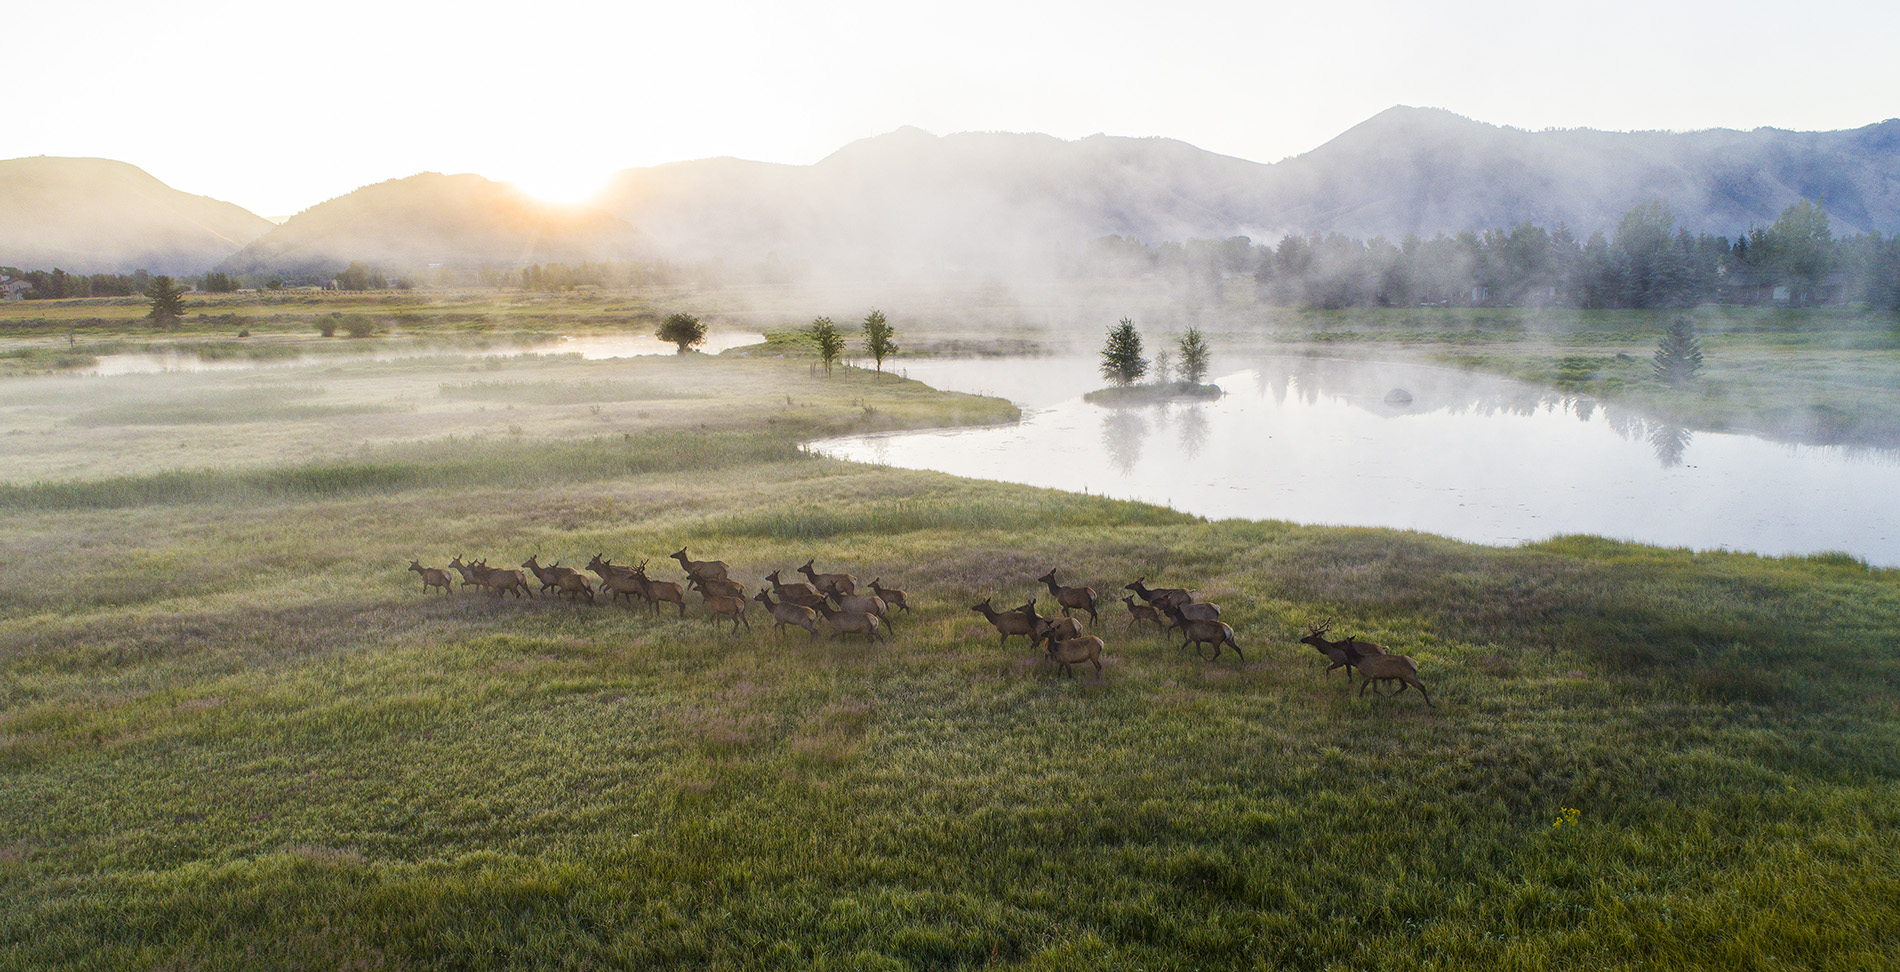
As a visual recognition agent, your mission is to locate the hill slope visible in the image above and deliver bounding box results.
[218,173,646,278]
[0,157,273,274]
[592,109,1900,274]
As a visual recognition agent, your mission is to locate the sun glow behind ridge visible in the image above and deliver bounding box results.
[504,167,611,207]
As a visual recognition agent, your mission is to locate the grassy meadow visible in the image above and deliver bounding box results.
[2,292,1899,969]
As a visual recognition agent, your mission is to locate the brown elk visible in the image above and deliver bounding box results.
[830,591,893,631]
[1037,569,1099,625]
[408,560,454,595]
[970,597,1038,648]
[798,559,857,597]
[701,592,750,633]
[1173,613,1241,661]
[755,588,819,640]
[446,555,485,592]
[630,561,687,617]
[523,555,593,603]
[814,602,886,644]
[671,548,729,583]
[1159,598,1221,631]
[1022,600,1084,649]
[1125,577,1196,610]
[689,575,747,599]
[1043,634,1105,678]
[765,569,824,606]
[1120,595,1165,632]
[1339,639,1432,708]
[587,554,648,606]
[472,560,532,599]
[868,579,910,613]
[1299,620,1383,677]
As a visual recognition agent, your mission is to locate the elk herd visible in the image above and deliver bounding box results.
[409,550,907,645]
[404,554,1433,707]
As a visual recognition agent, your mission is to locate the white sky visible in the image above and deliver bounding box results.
[6,0,1895,216]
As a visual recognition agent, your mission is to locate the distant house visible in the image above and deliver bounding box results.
[1,277,31,301]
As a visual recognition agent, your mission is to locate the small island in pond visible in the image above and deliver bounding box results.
[1083,381,1224,406]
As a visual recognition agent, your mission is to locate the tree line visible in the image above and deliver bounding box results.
[1077,200,1900,311]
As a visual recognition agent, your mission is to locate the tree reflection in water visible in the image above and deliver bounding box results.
[1178,403,1210,458]
[1099,408,1148,474]
[1648,421,1693,468]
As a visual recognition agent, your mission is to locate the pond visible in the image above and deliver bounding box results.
[84,331,766,375]
[811,356,1900,566]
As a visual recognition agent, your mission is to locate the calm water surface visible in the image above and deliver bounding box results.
[812,356,1900,566]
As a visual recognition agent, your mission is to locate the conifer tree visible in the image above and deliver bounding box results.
[1099,318,1148,386]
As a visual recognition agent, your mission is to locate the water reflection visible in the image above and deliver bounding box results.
[1177,404,1210,458]
[1099,409,1147,474]
[1647,422,1693,468]
[811,355,1900,565]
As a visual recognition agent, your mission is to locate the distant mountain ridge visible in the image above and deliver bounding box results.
[593,108,1900,275]
[6,108,1898,278]
[0,157,274,275]
[217,173,645,278]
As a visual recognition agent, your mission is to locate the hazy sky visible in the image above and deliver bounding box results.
[7,0,1895,216]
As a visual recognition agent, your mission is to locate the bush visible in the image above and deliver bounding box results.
[341,315,377,339]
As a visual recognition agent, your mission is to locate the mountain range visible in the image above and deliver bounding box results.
[4,107,1898,279]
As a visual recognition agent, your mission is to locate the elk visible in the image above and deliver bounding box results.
[868,579,910,613]
[1159,598,1221,631]
[1339,639,1432,708]
[766,569,824,606]
[830,591,893,631]
[1021,600,1083,649]
[814,602,886,644]
[755,588,819,640]
[1120,594,1165,632]
[408,560,454,595]
[473,560,532,599]
[1036,569,1100,625]
[689,575,747,599]
[523,555,593,603]
[1173,613,1241,661]
[970,598,1038,648]
[670,548,729,583]
[447,555,485,592]
[702,592,750,634]
[587,554,648,606]
[1043,634,1105,678]
[798,559,857,597]
[630,561,686,617]
[1299,620,1384,679]
[1125,577,1196,610]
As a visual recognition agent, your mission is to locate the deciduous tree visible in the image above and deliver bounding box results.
[656,312,706,353]
[1177,327,1211,386]
[809,316,844,375]
[861,308,898,372]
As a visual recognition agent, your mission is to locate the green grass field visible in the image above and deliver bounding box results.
[2,296,1899,969]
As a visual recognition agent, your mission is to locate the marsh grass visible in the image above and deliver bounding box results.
[2,296,1899,969]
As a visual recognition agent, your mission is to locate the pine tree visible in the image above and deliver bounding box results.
[145,275,186,330]
[1653,315,1704,386]
[1099,318,1148,386]
[861,308,898,372]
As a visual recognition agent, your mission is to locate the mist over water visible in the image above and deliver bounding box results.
[814,356,1900,565]
[85,331,766,375]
